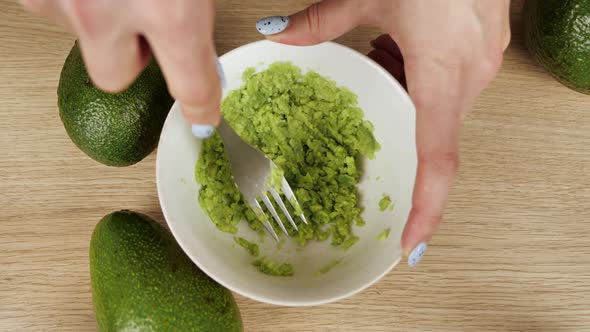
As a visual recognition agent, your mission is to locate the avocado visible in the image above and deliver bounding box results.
[90,210,243,332]
[58,42,174,166]
[523,0,590,94]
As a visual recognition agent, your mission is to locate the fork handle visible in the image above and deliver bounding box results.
[190,56,226,139]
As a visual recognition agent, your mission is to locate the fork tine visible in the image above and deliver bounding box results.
[251,199,280,242]
[281,178,308,225]
[269,187,298,231]
[260,193,289,236]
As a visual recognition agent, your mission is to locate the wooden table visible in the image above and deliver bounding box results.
[2,1,589,331]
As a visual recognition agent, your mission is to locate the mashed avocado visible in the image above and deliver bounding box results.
[377,228,390,241]
[195,62,380,248]
[379,194,392,212]
[253,257,294,277]
[267,165,284,191]
[234,237,259,257]
[315,259,342,276]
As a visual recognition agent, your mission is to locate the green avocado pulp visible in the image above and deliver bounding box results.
[195,62,380,248]
[252,257,294,277]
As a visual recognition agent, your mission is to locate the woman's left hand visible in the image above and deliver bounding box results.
[256,0,511,266]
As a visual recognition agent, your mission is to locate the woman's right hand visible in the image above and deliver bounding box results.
[20,0,222,128]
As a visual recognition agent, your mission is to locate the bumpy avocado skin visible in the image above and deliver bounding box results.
[58,42,174,166]
[90,210,243,332]
[523,0,590,94]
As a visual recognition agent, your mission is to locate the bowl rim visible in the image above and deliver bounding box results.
[156,39,414,306]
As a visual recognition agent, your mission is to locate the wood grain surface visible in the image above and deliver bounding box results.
[2,0,590,331]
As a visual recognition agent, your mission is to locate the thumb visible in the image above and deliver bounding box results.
[402,57,464,267]
[256,0,366,45]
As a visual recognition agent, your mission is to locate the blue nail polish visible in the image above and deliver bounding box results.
[408,242,428,267]
[190,58,224,139]
[192,124,214,138]
[256,16,289,35]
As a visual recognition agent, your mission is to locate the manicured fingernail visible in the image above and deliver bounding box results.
[408,242,427,267]
[192,124,214,138]
[256,16,289,35]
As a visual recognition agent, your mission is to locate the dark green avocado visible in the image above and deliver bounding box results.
[523,0,590,94]
[90,210,243,331]
[57,42,174,166]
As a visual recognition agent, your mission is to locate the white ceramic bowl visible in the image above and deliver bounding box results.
[156,40,416,306]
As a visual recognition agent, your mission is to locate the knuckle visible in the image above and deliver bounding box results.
[169,76,220,108]
[164,16,191,34]
[85,62,134,93]
[419,151,460,178]
[410,206,443,229]
[476,52,504,85]
[304,3,323,43]
[411,88,439,112]
[147,1,192,32]
[362,1,391,27]
[88,72,127,93]
[69,1,98,36]
[142,0,167,25]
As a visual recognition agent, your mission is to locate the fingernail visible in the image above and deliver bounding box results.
[256,16,289,35]
[192,124,214,138]
[408,242,428,267]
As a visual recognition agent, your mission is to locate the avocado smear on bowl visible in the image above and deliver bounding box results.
[195,62,380,274]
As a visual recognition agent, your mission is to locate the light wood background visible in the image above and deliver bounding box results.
[2,0,590,331]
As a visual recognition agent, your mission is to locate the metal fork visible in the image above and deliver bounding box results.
[217,117,308,241]
[197,58,308,241]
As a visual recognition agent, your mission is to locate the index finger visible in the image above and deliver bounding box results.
[141,0,221,126]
